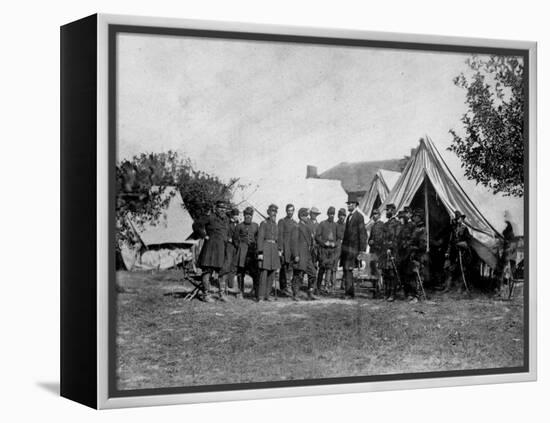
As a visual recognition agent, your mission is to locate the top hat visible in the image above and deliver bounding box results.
[346,193,360,204]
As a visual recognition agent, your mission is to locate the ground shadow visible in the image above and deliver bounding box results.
[36,381,60,396]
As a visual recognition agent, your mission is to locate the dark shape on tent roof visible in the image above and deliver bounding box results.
[315,158,409,194]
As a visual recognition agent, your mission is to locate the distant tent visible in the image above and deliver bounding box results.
[359,169,401,218]
[234,176,348,221]
[120,187,198,271]
[378,137,501,269]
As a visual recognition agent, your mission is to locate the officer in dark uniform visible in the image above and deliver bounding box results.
[335,208,346,289]
[396,208,415,299]
[406,208,428,302]
[257,204,281,301]
[307,207,321,295]
[290,208,317,301]
[278,204,296,296]
[443,211,472,293]
[367,208,384,297]
[382,203,401,302]
[197,201,230,302]
[315,206,338,293]
[234,207,259,299]
[219,208,240,300]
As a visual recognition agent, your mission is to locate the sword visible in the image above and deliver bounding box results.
[458,250,471,294]
[414,267,427,301]
[389,251,402,288]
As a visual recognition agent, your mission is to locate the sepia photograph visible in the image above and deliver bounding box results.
[113,27,528,394]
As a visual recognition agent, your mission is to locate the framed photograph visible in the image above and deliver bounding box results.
[60,14,537,409]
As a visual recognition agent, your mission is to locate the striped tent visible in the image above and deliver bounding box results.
[359,169,401,218]
[378,136,501,268]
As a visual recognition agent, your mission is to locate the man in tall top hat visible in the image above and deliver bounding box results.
[278,204,297,296]
[315,206,338,293]
[257,204,281,301]
[290,207,318,301]
[340,193,367,298]
[197,200,230,302]
[382,203,401,301]
[234,206,259,298]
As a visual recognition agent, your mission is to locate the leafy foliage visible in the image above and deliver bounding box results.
[449,55,525,197]
[116,151,237,245]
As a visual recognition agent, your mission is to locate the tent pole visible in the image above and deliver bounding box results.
[424,176,430,253]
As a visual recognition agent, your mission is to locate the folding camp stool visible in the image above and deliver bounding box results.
[180,255,205,301]
[183,276,205,301]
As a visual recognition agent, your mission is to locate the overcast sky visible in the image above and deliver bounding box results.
[117,33,524,234]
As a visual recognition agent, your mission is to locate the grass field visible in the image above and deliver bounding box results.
[116,269,524,391]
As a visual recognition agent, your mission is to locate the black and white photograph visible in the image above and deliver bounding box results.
[113,27,529,394]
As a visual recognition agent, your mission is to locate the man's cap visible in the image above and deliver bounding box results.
[267,204,278,213]
[243,206,254,216]
[403,206,412,213]
[298,207,309,217]
[346,193,360,204]
[285,203,295,211]
[386,203,396,210]
[338,208,347,216]
[454,210,466,219]
[327,206,336,215]
[371,208,381,217]
[230,208,240,216]
[310,206,321,215]
[397,210,407,218]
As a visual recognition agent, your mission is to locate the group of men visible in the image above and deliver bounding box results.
[367,204,428,302]
[194,193,472,303]
[368,204,473,302]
